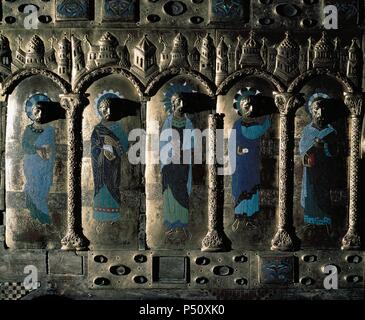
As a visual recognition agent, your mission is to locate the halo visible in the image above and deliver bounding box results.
[306,92,330,116]
[24,93,50,121]
[94,90,124,118]
[163,82,196,114]
[233,87,261,111]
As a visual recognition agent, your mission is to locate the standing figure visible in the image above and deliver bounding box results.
[160,93,194,244]
[231,95,271,231]
[299,98,337,225]
[91,98,129,222]
[23,100,56,224]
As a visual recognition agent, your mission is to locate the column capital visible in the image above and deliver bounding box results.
[59,93,87,112]
[273,92,304,115]
[343,92,363,117]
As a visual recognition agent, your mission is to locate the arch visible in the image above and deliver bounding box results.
[216,68,286,95]
[145,67,216,97]
[288,68,356,94]
[1,68,71,96]
[74,66,145,97]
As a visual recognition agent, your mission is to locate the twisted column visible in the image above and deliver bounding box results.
[271,93,303,251]
[342,92,363,250]
[60,93,89,251]
[202,113,230,252]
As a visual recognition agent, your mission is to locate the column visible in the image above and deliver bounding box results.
[202,113,230,252]
[342,92,363,250]
[59,93,89,251]
[271,93,303,251]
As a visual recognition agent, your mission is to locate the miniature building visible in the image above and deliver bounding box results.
[239,31,263,69]
[0,34,11,79]
[57,36,71,81]
[274,32,300,83]
[131,34,158,78]
[215,37,229,85]
[199,33,215,79]
[312,32,335,69]
[169,33,189,69]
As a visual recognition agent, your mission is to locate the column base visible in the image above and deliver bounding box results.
[271,228,300,251]
[201,230,230,252]
[61,232,89,251]
[341,229,362,250]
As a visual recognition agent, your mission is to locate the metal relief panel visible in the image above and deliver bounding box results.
[88,250,151,289]
[102,0,139,22]
[56,0,92,21]
[82,74,141,250]
[297,251,364,289]
[139,0,208,27]
[5,75,67,250]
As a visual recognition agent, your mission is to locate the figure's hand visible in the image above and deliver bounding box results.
[104,149,116,161]
[36,146,50,160]
[314,138,324,148]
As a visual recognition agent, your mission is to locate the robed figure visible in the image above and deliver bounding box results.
[231,95,271,230]
[91,98,129,222]
[299,98,337,225]
[23,100,55,225]
[160,93,194,243]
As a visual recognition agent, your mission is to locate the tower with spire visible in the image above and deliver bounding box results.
[215,37,228,85]
[159,36,170,72]
[0,34,12,80]
[234,35,242,71]
[199,33,215,79]
[169,33,190,69]
[189,36,200,71]
[57,34,71,81]
[71,35,86,85]
[346,38,363,87]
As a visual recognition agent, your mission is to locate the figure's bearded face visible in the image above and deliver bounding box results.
[99,101,111,120]
[240,98,253,118]
[311,102,326,129]
[171,94,184,118]
[32,104,43,123]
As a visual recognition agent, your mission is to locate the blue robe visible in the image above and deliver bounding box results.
[91,121,129,222]
[160,114,194,229]
[299,123,336,225]
[231,117,271,217]
[22,125,55,224]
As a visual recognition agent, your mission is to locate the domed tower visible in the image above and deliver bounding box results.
[239,31,263,69]
[132,34,158,79]
[189,36,200,71]
[24,35,46,68]
[215,37,228,85]
[169,33,190,69]
[0,34,12,78]
[97,32,119,66]
[312,32,335,69]
[57,35,71,81]
[346,38,363,88]
[274,32,300,83]
[199,33,215,79]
